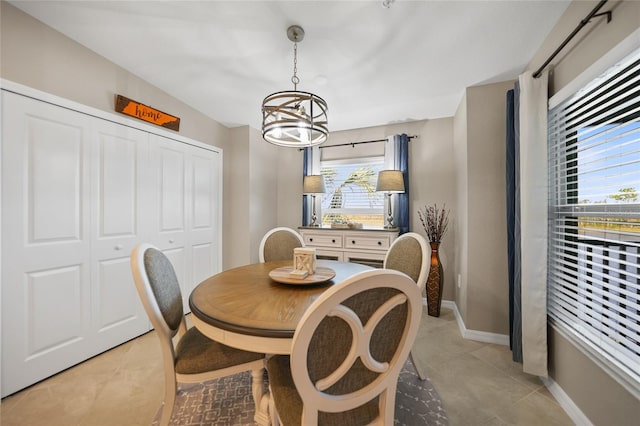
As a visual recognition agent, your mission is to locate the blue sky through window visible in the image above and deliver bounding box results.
[576,121,640,204]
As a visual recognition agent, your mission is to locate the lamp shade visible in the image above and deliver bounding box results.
[376,170,405,193]
[303,175,326,194]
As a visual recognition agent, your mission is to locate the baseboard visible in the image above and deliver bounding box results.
[540,376,594,426]
[443,300,592,425]
[442,300,509,346]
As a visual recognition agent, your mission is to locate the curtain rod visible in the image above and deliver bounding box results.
[318,135,417,149]
[533,0,611,79]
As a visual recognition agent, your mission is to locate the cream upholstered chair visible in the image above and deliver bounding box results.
[383,232,429,380]
[130,243,266,426]
[259,226,305,262]
[267,269,422,425]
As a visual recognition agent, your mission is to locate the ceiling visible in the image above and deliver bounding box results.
[9,0,571,132]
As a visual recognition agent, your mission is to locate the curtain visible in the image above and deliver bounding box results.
[392,134,410,234]
[506,85,522,363]
[302,147,312,226]
[506,71,549,377]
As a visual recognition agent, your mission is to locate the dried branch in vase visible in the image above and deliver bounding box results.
[418,203,449,244]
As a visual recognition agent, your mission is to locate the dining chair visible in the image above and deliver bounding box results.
[130,243,266,426]
[259,226,305,262]
[383,232,429,380]
[267,269,422,425]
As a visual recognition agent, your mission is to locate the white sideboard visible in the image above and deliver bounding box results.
[298,227,399,268]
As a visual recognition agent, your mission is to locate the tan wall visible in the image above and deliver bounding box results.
[526,0,640,97]
[452,80,514,334]
[0,2,228,146]
[453,94,469,322]
[224,127,252,269]
[249,127,279,264]
[526,0,640,423]
[464,80,514,335]
[275,146,306,229]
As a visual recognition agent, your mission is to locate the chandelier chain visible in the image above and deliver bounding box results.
[291,42,300,90]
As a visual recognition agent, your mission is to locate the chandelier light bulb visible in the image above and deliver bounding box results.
[273,112,282,138]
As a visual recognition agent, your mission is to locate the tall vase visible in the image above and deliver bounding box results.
[426,242,444,317]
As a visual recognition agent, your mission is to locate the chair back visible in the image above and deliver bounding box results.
[384,232,429,295]
[130,243,184,348]
[290,269,421,424]
[259,227,305,262]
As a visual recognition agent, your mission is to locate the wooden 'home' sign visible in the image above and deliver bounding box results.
[115,94,180,131]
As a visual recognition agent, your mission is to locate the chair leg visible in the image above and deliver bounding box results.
[159,374,177,426]
[251,367,273,425]
[268,383,280,426]
[409,349,427,380]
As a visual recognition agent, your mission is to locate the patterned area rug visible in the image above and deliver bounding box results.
[153,360,448,425]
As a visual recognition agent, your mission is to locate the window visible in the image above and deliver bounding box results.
[547,48,640,394]
[319,156,385,226]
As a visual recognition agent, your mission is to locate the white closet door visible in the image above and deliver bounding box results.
[1,92,93,396]
[89,120,150,349]
[1,86,222,397]
[148,136,221,313]
[149,134,190,312]
[186,145,221,304]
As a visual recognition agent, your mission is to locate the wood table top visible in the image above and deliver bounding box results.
[189,260,372,338]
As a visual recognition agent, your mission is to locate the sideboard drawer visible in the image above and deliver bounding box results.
[303,233,343,248]
[315,249,344,262]
[299,227,398,269]
[344,234,391,251]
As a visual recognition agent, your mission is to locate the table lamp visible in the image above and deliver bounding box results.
[376,170,405,229]
[303,175,326,227]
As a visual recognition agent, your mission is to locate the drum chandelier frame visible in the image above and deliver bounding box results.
[261,25,328,148]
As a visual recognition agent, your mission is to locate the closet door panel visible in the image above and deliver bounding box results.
[95,258,141,330]
[27,265,84,354]
[192,242,215,288]
[1,92,92,397]
[90,122,150,344]
[187,146,220,295]
[149,135,190,311]
[151,136,187,250]
[29,121,83,242]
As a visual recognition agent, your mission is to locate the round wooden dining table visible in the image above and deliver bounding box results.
[189,259,372,355]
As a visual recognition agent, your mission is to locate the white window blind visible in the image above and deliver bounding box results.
[547,48,640,394]
[320,157,385,226]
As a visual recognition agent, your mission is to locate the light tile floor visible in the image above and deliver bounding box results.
[1,307,574,425]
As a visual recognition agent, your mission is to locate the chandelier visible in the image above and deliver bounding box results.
[261,25,328,147]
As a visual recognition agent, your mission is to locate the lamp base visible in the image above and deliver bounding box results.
[309,195,321,227]
[384,193,395,229]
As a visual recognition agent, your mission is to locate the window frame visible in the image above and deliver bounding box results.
[319,155,386,226]
[547,46,640,399]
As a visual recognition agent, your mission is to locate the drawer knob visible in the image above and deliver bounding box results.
[378,241,382,245]
[309,238,313,242]
[332,239,336,243]
[352,240,356,244]
[114,244,123,251]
